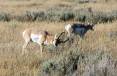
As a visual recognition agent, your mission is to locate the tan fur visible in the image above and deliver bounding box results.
[22,28,60,56]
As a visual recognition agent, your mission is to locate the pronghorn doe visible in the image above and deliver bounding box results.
[22,28,65,56]
[65,23,94,38]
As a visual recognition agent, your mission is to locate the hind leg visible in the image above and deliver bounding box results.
[23,41,29,49]
[22,35,30,55]
[39,44,44,57]
[37,37,45,57]
[22,41,30,55]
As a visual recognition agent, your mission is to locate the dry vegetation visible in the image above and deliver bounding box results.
[0,0,117,76]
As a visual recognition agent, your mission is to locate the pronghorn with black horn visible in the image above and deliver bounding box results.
[22,28,65,56]
[65,23,95,38]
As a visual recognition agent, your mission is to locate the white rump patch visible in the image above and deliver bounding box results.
[31,34,42,43]
[65,24,72,31]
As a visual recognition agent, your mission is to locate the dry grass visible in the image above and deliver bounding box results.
[0,0,117,14]
[0,0,117,76]
[0,21,117,76]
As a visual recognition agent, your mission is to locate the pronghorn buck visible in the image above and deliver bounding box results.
[22,28,65,56]
[65,23,94,38]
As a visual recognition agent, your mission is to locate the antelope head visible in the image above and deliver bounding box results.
[22,28,66,56]
[86,23,95,31]
[52,32,66,47]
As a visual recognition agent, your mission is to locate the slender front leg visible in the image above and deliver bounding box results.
[67,31,71,38]
[40,44,43,57]
[23,42,28,49]
[22,42,29,55]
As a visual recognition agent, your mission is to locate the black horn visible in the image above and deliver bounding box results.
[57,31,65,39]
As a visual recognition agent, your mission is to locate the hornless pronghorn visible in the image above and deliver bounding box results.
[65,23,94,38]
[22,28,65,56]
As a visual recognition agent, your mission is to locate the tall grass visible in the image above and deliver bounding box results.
[0,21,117,76]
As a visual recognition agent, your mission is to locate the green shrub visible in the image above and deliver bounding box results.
[74,9,93,23]
[0,12,10,21]
[60,11,74,21]
[0,8,117,23]
[42,48,117,76]
[42,47,83,76]
[15,11,46,21]
[46,9,61,22]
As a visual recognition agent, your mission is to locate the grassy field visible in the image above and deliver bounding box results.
[0,0,117,76]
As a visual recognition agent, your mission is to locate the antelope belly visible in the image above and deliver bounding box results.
[31,34,41,43]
